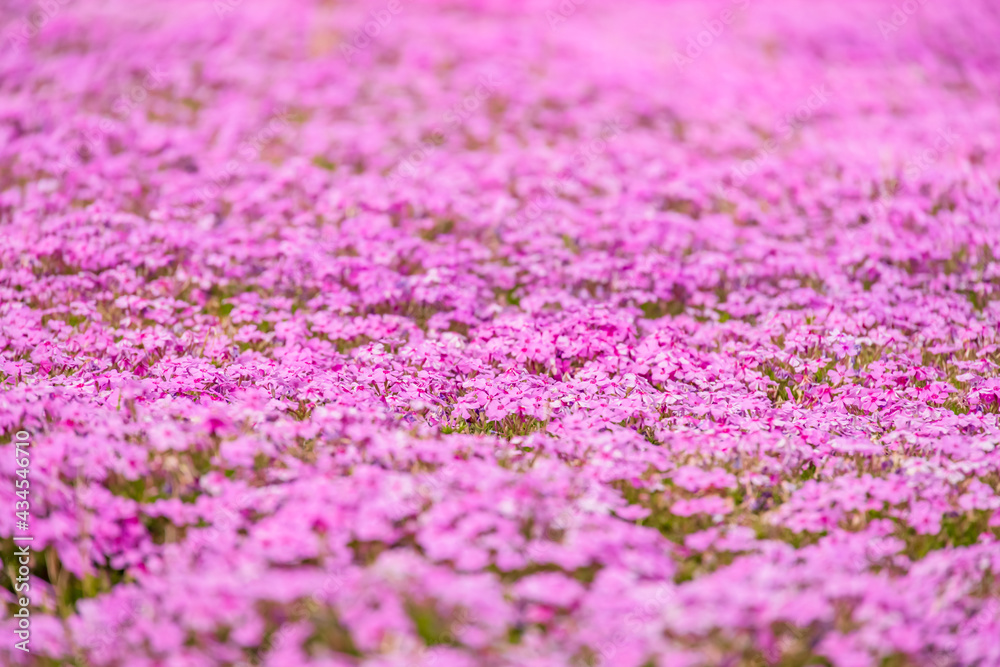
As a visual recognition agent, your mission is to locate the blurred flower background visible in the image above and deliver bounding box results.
[2,0,1000,665]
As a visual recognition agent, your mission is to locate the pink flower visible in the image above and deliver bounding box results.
[512,573,586,609]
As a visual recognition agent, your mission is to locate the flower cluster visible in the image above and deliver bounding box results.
[2,0,1000,665]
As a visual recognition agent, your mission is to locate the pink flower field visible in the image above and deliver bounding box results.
[2,0,1000,665]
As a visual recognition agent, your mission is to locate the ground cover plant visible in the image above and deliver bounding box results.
[2,0,1000,665]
